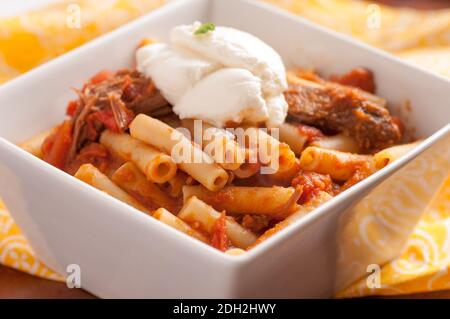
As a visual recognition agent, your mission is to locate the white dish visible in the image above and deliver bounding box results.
[0,0,449,298]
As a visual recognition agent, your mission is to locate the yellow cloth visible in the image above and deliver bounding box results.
[0,0,449,297]
[0,0,165,83]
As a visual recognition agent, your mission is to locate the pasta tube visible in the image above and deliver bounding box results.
[178,196,257,249]
[251,191,332,247]
[162,171,189,198]
[182,119,246,171]
[245,127,296,174]
[233,161,261,179]
[233,149,260,178]
[311,134,359,153]
[100,130,177,183]
[19,126,57,158]
[74,163,151,215]
[277,122,309,154]
[153,208,208,243]
[183,185,296,216]
[299,146,373,181]
[111,162,179,213]
[374,141,421,170]
[129,114,228,191]
[268,158,301,183]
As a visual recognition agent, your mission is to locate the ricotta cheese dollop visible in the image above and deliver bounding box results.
[136,21,288,127]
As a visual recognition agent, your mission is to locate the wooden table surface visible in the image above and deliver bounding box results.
[1,263,450,299]
[1,0,449,299]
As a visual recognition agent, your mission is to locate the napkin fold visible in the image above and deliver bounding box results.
[0,0,449,297]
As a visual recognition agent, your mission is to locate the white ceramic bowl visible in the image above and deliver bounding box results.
[0,0,449,298]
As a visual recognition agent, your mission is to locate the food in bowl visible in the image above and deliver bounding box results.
[19,22,419,253]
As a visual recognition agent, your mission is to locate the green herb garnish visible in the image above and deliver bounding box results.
[194,23,215,35]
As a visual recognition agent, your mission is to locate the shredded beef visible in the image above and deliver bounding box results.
[66,69,170,163]
[285,72,402,152]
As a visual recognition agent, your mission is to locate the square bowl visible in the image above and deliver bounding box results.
[0,0,449,298]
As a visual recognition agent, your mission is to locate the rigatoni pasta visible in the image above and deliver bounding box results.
[100,130,177,183]
[129,114,229,192]
[111,162,179,212]
[299,146,373,181]
[233,161,261,179]
[244,127,296,174]
[374,141,421,169]
[74,163,152,215]
[181,119,246,171]
[311,134,359,153]
[277,122,309,154]
[153,208,209,243]
[162,171,189,198]
[19,126,57,158]
[178,196,257,249]
[250,191,333,247]
[182,185,298,216]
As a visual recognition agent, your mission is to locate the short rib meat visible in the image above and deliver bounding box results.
[285,76,401,153]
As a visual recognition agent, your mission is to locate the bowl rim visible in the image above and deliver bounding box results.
[0,0,449,267]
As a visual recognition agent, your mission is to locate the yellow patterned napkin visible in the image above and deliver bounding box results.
[338,174,450,297]
[0,200,63,281]
[0,0,450,297]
